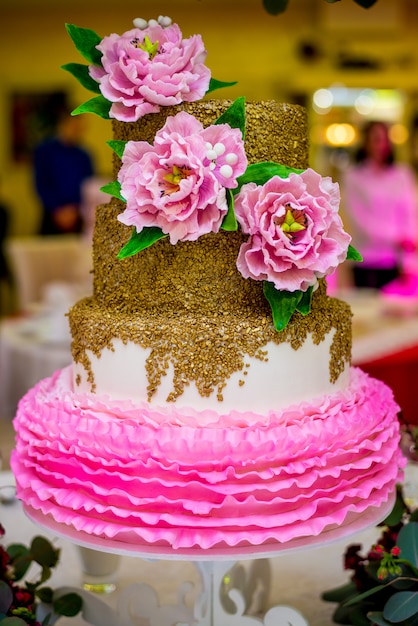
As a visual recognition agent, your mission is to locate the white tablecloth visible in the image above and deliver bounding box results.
[346,289,418,364]
[0,315,71,419]
[3,469,416,626]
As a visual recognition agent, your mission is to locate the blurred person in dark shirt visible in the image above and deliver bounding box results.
[33,109,94,235]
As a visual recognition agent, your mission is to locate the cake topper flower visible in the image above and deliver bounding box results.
[116,109,247,244]
[102,97,361,330]
[63,17,236,121]
[64,18,361,331]
[234,168,355,329]
[105,97,247,255]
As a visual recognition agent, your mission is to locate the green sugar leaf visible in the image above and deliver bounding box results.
[100,180,124,201]
[296,285,313,315]
[215,96,246,138]
[61,63,101,94]
[221,189,238,231]
[107,140,127,159]
[263,282,303,331]
[235,162,303,193]
[118,227,168,259]
[65,23,102,65]
[346,244,363,262]
[207,78,238,94]
[71,96,111,119]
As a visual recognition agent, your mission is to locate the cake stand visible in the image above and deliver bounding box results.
[25,496,395,626]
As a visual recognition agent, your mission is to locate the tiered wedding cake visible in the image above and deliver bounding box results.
[11,16,403,553]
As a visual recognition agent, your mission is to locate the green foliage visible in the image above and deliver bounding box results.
[1,531,82,625]
[323,491,418,625]
[214,96,246,138]
[221,189,238,232]
[71,96,111,119]
[384,591,418,623]
[65,23,102,65]
[107,140,127,160]
[61,63,101,94]
[100,180,124,202]
[347,245,363,262]
[117,227,168,259]
[64,23,237,120]
[0,579,13,614]
[382,487,407,527]
[53,593,83,618]
[30,536,60,569]
[263,282,313,331]
[5,545,31,581]
[207,78,238,94]
[235,162,303,194]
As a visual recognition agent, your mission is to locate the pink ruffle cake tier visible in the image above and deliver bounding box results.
[11,365,404,555]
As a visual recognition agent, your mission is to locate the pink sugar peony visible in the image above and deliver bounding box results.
[89,21,211,121]
[234,169,351,292]
[117,111,247,244]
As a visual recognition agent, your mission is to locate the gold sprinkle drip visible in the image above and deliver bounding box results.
[69,280,352,402]
[68,100,352,402]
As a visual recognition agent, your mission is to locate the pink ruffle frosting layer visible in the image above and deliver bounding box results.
[11,366,404,551]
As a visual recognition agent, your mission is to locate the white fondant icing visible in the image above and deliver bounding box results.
[73,331,349,412]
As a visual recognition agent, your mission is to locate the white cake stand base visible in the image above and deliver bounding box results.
[26,497,395,626]
[47,559,308,626]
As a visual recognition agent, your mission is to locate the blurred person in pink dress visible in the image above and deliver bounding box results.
[343,121,418,293]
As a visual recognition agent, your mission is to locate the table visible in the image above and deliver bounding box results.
[1,470,408,626]
[0,314,71,419]
[348,289,418,365]
[347,289,418,425]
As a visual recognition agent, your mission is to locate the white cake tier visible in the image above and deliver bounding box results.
[73,330,349,413]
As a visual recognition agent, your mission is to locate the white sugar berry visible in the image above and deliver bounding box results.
[158,15,172,27]
[225,153,238,165]
[133,18,148,30]
[220,164,233,178]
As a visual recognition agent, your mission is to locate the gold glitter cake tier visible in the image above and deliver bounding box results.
[93,101,309,312]
[69,281,352,402]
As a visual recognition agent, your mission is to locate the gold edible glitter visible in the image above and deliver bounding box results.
[68,100,352,402]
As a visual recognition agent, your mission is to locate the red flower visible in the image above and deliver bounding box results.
[0,545,10,575]
[14,588,35,607]
[344,544,364,570]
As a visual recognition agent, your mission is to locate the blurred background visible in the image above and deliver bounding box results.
[1,6,418,624]
[0,0,417,237]
[1,0,418,433]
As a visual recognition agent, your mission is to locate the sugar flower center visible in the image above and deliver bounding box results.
[131,35,159,60]
[161,165,192,195]
[274,204,307,239]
